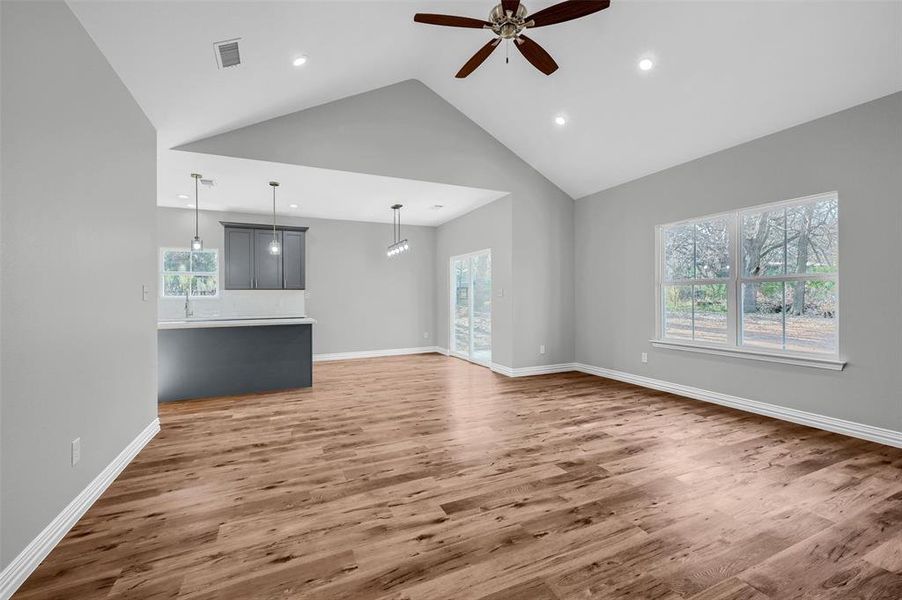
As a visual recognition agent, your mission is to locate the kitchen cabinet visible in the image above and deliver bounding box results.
[221,222,307,290]
[253,229,283,289]
[224,227,254,289]
[282,230,306,290]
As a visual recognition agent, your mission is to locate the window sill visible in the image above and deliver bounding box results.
[649,339,846,371]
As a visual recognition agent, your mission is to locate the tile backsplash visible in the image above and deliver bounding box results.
[159,290,306,321]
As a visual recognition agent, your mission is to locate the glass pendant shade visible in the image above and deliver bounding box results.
[268,181,280,255]
[190,173,203,251]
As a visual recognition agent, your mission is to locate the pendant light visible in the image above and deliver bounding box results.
[386,204,409,257]
[268,181,281,255]
[190,173,203,251]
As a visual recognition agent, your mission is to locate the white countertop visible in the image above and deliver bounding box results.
[158,316,316,330]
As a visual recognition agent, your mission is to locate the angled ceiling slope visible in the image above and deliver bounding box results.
[71,1,902,199]
[176,79,571,204]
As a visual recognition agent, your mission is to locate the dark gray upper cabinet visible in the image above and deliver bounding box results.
[253,229,283,289]
[224,227,254,290]
[221,222,307,290]
[282,230,306,290]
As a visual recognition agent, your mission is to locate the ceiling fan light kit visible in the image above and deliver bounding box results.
[414,1,610,78]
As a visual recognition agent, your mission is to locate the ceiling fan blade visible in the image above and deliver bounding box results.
[527,0,610,28]
[501,0,521,15]
[414,13,491,28]
[515,35,559,75]
[456,38,501,78]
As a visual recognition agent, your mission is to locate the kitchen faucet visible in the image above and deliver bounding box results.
[184,292,193,318]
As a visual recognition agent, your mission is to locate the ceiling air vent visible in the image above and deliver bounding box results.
[213,38,241,69]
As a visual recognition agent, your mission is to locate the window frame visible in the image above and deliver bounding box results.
[653,191,843,370]
[159,247,220,299]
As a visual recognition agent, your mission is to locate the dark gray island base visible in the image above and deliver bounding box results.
[158,322,312,402]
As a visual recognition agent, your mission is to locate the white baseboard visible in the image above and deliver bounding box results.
[313,346,442,362]
[492,362,577,378]
[573,363,902,449]
[490,363,515,377]
[0,418,160,600]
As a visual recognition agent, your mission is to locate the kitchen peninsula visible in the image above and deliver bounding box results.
[158,316,314,402]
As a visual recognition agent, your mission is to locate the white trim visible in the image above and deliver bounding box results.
[313,347,441,362]
[491,363,515,377]
[0,418,160,600]
[434,347,449,356]
[650,339,846,370]
[491,363,577,378]
[573,363,901,449]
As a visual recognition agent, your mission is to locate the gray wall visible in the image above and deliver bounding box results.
[158,208,436,355]
[0,1,158,569]
[177,80,574,369]
[575,92,902,432]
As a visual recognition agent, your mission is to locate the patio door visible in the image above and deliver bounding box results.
[450,250,492,365]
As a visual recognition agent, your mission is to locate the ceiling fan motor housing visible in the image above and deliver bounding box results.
[490,3,529,39]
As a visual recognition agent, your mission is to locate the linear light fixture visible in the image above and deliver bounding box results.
[387,204,409,257]
[190,173,203,251]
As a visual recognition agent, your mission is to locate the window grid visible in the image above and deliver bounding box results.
[657,192,838,358]
[160,248,220,298]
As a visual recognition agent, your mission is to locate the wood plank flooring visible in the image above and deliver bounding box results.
[13,354,902,599]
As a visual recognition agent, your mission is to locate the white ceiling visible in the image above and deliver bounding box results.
[159,151,507,226]
[70,1,902,200]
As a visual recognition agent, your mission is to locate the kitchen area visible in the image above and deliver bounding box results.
[158,178,315,401]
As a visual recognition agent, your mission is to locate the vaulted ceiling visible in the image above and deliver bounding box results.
[70,1,902,199]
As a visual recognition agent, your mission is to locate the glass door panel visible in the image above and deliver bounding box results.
[450,250,491,365]
[451,256,471,357]
[471,252,492,364]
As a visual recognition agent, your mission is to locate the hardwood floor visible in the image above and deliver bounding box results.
[14,354,902,599]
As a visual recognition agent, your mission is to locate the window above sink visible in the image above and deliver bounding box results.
[160,248,219,298]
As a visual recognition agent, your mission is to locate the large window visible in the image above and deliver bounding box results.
[160,248,219,298]
[656,192,838,361]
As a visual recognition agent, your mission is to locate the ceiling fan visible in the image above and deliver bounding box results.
[414,1,610,78]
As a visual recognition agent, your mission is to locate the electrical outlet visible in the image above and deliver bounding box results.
[423,331,429,340]
[497,287,504,298]
[71,438,81,466]
[641,352,648,364]
[539,344,546,355]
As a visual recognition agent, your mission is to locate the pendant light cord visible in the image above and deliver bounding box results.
[194,175,199,239]
[272,185,277,239]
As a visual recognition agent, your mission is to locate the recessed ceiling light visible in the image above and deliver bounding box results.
[292,55,308,67]
[554,115,567,126]
[432,204,444,209]
[638,58,654,72]
[177,194,190,200]
[185,203,195,208]
[289,203,299,209]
